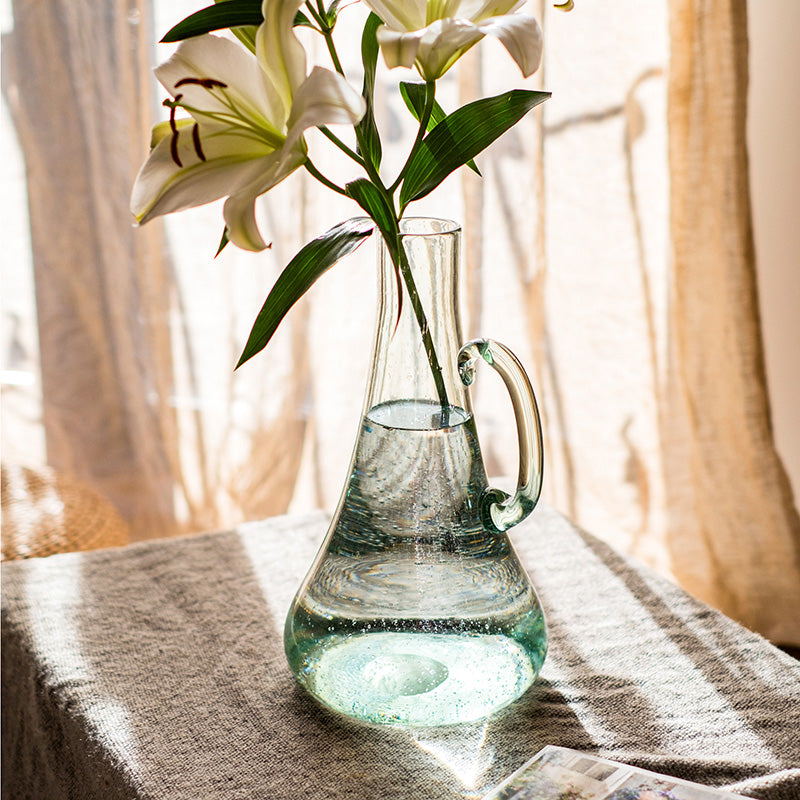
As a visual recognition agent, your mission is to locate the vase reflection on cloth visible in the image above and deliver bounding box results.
[284,218,547,726]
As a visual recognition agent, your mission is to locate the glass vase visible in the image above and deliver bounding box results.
[284,218,547,726]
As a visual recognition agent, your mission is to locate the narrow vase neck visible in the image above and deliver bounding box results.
[364,218,469,421]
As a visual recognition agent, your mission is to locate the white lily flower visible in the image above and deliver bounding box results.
[131,0,365,251]
[363,0,543,81]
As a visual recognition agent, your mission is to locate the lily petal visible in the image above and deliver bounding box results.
[477,13,543,77]
[415,19,485,79]
[284,67,366,155]
[257,0,307,121]
[375,27,426,72]
[131,130,274,224]
[459,0,523,21]
[363,0,429,32]
[223,146,305,250]
[223,192,267,251]
[156,34,284,133]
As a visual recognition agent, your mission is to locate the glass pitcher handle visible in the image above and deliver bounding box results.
[458,338,544,533]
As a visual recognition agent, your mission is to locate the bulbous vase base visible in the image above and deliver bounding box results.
[290,629,543,727]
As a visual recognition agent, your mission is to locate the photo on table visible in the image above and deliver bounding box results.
[482,747,744,800]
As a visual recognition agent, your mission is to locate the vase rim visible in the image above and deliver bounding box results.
[397,217,461,237]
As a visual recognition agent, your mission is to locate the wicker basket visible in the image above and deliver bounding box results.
[1,464,130,560]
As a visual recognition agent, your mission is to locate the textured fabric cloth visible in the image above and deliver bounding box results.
[2,505,799,800]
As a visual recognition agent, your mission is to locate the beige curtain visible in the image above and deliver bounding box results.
[4,0,179,538]
[2,1,799,643]
[666,0,800,643]
[2,0,311,538]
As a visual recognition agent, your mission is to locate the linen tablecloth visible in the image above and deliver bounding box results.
[3,505,799,799]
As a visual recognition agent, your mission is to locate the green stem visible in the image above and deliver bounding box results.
[319,24,385,191]
[321,23,345,73]
[392,232,450,412]
[304,0,327,31]
[304,160,347,196]
[313,28,447,411]
[318,126,366,169]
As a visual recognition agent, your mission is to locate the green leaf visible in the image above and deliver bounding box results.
[161,1,263,42]
[399,89,550,210]
[356,13,383,172]
[236,219,374,369]
[345,179,398,262]
[399,82,480,177]
[293,9,314,27]
[161,1,311,42]
[215,227,229,257]
[294,11,317,28]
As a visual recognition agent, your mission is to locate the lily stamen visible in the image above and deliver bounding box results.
[174,77,228,90]
[168,93,184,167]
[192,123,206,161]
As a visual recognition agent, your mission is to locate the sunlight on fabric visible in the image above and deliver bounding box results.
[235,514,328,635]
[412,720,495,794]
[23,558,142,783]
[538,535,779,763]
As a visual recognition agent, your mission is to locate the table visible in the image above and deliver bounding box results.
[3,505,799,800]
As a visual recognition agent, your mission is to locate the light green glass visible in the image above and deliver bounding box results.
[284,218,546,726]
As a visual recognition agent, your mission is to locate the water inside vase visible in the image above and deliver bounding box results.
[284,398,547,726]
